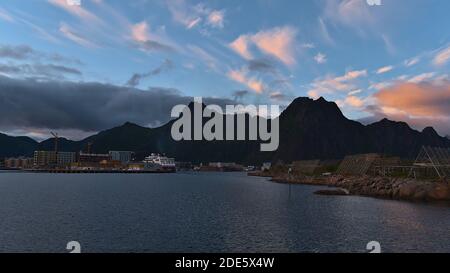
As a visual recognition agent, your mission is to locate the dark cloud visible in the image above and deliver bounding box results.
[34,64,81,76]
[0,64,22,74]
[232,90,250,101]
[269,78,290,87]
[358,105,388,125]
[0,63,82,80]
[0,76,235,133]
[126,59,174,87]
[138,40,175,53]
[270,92,286,100]
[0,44,82,64]
[0,44,82,80]
[47,53,83,65]
[247,58,276,74]
[0,45,34,60]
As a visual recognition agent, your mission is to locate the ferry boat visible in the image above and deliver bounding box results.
[143,154,176,172]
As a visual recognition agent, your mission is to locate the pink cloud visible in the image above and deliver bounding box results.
[344,95,364,108]
[207,10,225,28]
[433,46,450,66]
[59,22,98,48]
[365,80,450,136]
[227,69,264,93]
[229,35,252,60]
[229,26,298,66]
[308,69,367,98]
[131,21,150,42]
[167,0,225,31]
[376,65,393,74]
[251,26,297,66]
[374,81,450,118]
[129,21,176,53]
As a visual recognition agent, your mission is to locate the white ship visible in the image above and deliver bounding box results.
[143,154,176,172]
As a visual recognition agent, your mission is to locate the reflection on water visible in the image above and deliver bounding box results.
[0,172,448,253]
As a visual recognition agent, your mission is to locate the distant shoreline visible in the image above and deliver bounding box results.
[0,169,247,174]
[1,169,176,174]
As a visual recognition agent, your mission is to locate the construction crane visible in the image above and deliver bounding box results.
[50,132,59,154]
[50,132,59,166]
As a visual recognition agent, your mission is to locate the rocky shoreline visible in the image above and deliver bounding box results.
[250,172,450,203]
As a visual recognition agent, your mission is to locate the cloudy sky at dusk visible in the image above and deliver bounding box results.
[0,0,449,140]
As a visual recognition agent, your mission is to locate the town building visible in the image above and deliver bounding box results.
[127,162,144,171]
[109,151,133,164]
[57,152,77,167]
[70,160,123,170]
[34,151,76,167]
[78,152,110,163]
[34,151,57,167]
[4,157,33,169]
[204,162,243,172]
[209,162,237,168]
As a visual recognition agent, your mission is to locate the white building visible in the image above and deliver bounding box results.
[57,152,77,166]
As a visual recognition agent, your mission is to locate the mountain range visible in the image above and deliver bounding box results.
[1,97,449,164]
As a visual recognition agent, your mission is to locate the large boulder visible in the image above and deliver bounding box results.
[427,183,450,201]
[398,182,419,199]
[413,189,428,201]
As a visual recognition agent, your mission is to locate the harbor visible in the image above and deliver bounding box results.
[0,135,180,173]
[0,137,255,174]
[25,168,175,174]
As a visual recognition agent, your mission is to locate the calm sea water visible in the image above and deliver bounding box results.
[0,171,448,253]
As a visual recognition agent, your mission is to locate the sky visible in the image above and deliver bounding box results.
[0,0,449,140]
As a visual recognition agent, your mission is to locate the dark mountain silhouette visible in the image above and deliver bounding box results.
[38,137,81,152]
[1,97,449,163]
[273,97,372,162]
[0,133,38,157]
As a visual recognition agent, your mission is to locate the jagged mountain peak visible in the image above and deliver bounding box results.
[422,126,439,136]
[282,96,345,122]
[369,118,412,130]
[119,121,143,129]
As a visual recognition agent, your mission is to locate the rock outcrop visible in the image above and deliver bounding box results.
[267,173,450,203]
[330,176,450,202]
